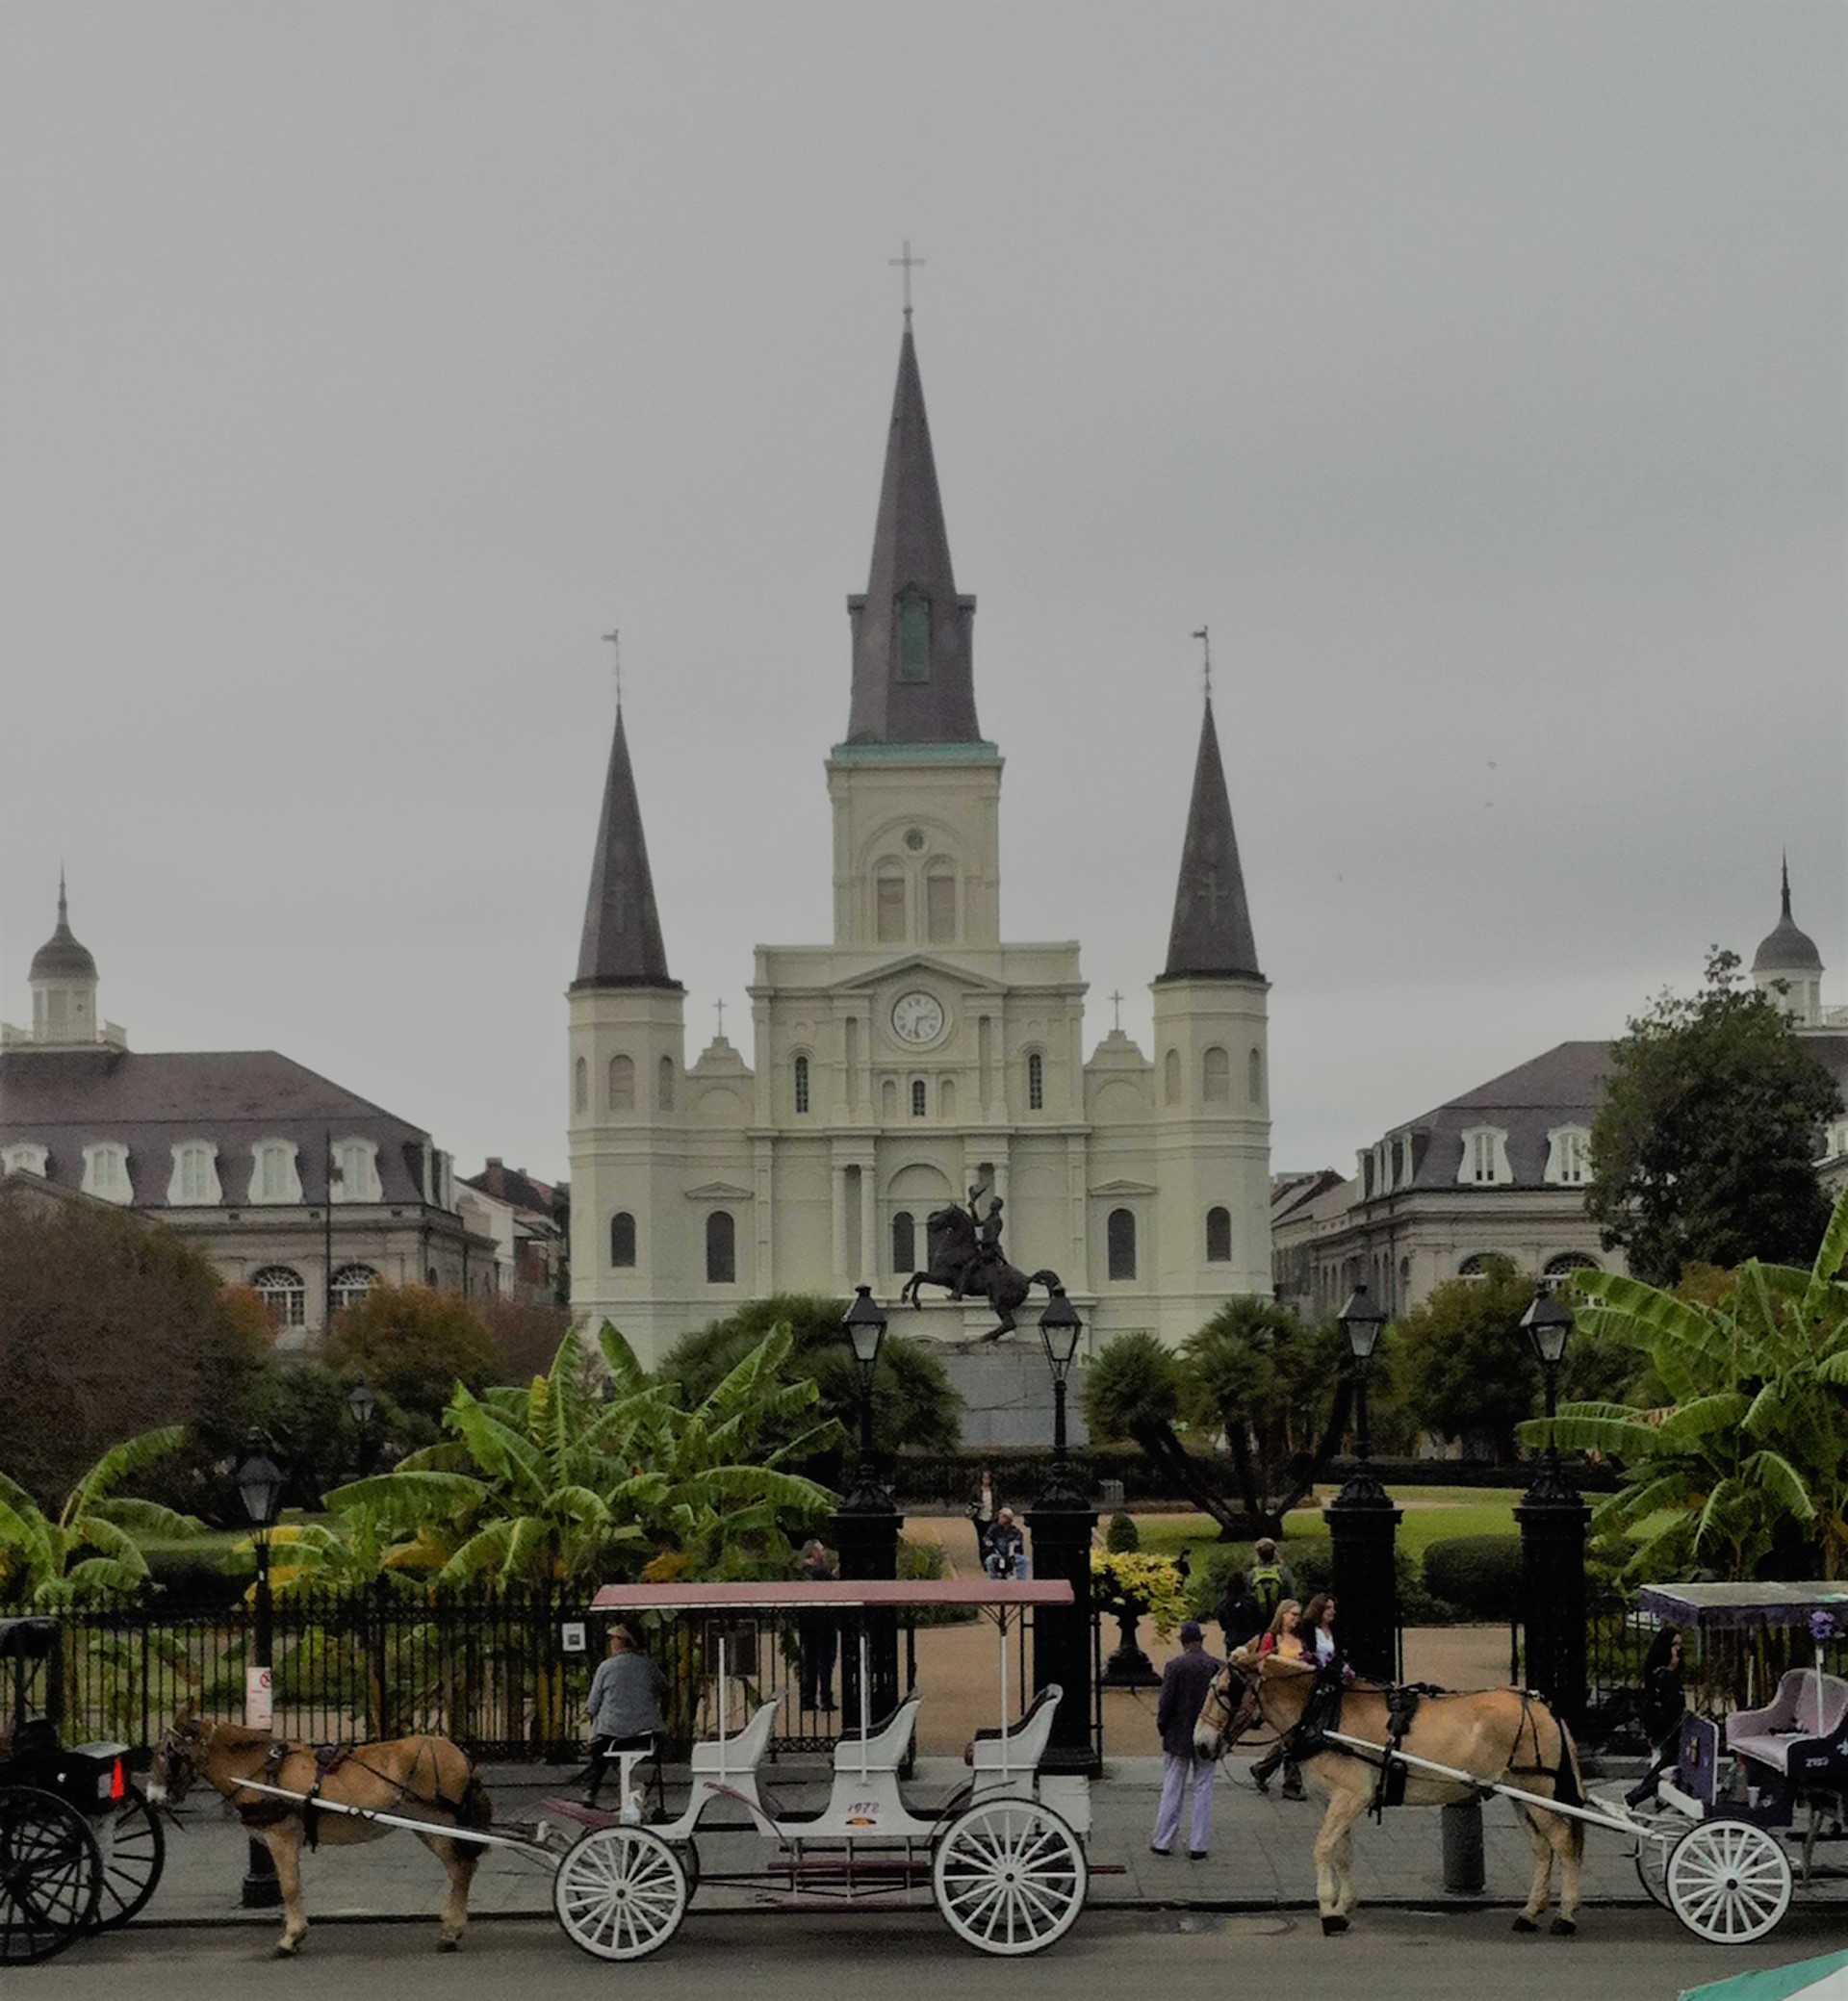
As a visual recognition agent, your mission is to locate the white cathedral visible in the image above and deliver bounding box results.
[568,325,1271,1367]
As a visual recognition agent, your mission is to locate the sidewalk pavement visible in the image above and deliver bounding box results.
[140,1752,1650,1931]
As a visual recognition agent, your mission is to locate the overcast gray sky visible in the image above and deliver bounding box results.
[2,2,1842,1192]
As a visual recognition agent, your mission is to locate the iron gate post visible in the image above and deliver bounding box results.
[1026,1485,1100,1776]
[1516,1476,1590,1725]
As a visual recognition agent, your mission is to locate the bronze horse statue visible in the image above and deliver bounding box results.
[899,1197,1062,1339]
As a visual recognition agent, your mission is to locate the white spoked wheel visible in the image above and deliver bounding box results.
[1666,1819,1792,1945]
[932,1797,1088,1957]
[552,1825,688,1962]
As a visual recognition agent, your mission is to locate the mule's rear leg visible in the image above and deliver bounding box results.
[1313,1792,1366,1934]
[1511,1805,1557,1932]
[265,1832,308,1958]
[1546,1814,1582,1936]
[421,1832,478,1951]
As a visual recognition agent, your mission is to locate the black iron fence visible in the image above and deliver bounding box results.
[50,1589,1088,1765]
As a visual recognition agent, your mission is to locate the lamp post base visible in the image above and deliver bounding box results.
[242,1837,282,1908]
[1323,1486,1402,1684]
[834,1491,904,1724]
[1026,1491,1100,1777]
[1516,1483,1589,1726]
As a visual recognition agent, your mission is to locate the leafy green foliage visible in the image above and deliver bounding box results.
[1529,1188,1848,1579]
[1422,1535,1525,1621]
[322,1283,502,1421]
[1587,950,1841,1286]
[1104,1509,1141,1552]
[1396,1260,1544,1459]
[0,1427,201,1607]
[656,1294,962,1461]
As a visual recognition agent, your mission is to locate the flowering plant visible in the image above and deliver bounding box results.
[1089,1549,1189,1642]
[1810,1610,1839,1645]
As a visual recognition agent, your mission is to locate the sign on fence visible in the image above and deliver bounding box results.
[245,1664,273,1730]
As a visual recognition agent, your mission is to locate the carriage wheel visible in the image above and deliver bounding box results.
[0,1786,103,1964]
[1666,1818,1792,1945]
[932,1798,1087,1957]
[552,1825,688,1961]
[1631,1834,1672,1911]
[91,1783,166,1929]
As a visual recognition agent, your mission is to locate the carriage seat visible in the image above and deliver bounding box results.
[965,1684,1063,1783]
[689,1699,780,1809]
[1727,1670,1848,1775]
[832,1692,923,1771]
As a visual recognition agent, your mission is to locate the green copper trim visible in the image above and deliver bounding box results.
[829,739,1000,764]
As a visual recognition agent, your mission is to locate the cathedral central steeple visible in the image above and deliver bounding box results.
[843,325,982,746]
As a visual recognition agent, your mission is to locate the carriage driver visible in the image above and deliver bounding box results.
[582,1623,669,1809]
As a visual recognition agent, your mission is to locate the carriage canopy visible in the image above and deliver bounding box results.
[1637,1582,1848,1633]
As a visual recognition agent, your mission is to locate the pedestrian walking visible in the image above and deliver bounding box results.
[797,1537,838,1712]
[1249,1600,1308,1801]
[1214,1569,1265,1655]
[1150,1621,1221,1860]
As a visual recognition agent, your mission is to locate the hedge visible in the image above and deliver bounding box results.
[1422,1535,1525,1622]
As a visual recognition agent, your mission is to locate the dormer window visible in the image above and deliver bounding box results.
[896,589,931,682]
[332,1138,381,1203]
[252,1140,302,1204]
[2,1143,47,1178]
[82,1142,131,1204]
[1544,1127,1593,1187]
[167,1142,221,1206]
[1456,1126,1512,1187]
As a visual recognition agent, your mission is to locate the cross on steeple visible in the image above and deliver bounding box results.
[1193,626,1212,702]
[602,629,622,709]
[889,240,925,324]
[1110,989,1124,1031]
[714,996,726,1039]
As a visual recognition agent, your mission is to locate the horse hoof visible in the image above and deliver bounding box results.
[1321,1914,1348,1936]
[437,1937,462,1953]
[1511,1915,1538,1934]
[273,1941,301,1960]
[1550,1918,1577,1937]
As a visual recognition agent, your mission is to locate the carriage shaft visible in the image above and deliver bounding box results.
[1317,1728,1645,1839]
[221,1774,546,1856]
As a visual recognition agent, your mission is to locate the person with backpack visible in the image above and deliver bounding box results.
[1214,1570,1265,1655]
[1248,1538,1294,1626]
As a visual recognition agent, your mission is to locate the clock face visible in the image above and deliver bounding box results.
[891,990,946,1044]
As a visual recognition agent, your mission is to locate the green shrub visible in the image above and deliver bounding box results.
[1105,1510,1141,1553]
[139,1546,246,1609]
[1423,1535,1524,1621]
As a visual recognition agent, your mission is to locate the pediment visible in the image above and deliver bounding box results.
[832,954,1007,996]
[1090,1178,1158,1197]
[685,1181,753,1201]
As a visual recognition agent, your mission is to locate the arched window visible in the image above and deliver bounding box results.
[1541,1251,1598,1293]
[1202,1046,1231,1103]
[1164,1049,1181,1106]
[1457,1253,1501,1280]
[892,1210,915,1272]
[706,1210,735,1284]
[1107,1208,1138,1281]
[657,1056,675,1111]
[1027,1052,1044,1111]
[330,1263,377,1312]
[167,1141,219,1206]
[573,1057,588,1114]
[250,1140,300,1204]
[610,1212,636,1268]
[607,1054,634,1112]
[925,865,956,943]
[793,1054,810,1115]
[1205,1206,1232,1262]
[939,1078,956,1119]
[896,588,931,681]
[881,1079,897,1120]
[253,1266,306,1327]
[1247,1046,1263,1104]
[911,1078,927,1117]
[876,870,907,944]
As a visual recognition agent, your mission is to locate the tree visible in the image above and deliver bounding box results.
[0,1196,272,1505]
[479,1296,575,1383]
[1081,1332,1258,1536]
[1587,950,1841,1286]
[0,1428,200,1608]
[321,1283,501,1422]
[656,1294,963,1465]
[1179,1297,1356,1529]
[1532,1188,1848,1580]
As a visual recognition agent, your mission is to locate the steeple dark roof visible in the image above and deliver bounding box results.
[29,875,96,982]
[1753,857,1823,974]
[843,326,983,746]
[574,708,679,991]
[1157,700,1262,984]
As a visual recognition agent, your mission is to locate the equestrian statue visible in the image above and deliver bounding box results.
[899,1184,1063,1340]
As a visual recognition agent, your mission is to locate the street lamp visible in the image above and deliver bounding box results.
[1322,1283,1401,1681]
[1515,1284,1588,1726]
[832,1286,901,1725]
[1035,1287,1088,1508]
[346,1376,378,1477]
[235,1433,285,1908]
[1027,1285,1100,1774]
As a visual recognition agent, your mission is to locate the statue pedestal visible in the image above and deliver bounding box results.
[1099,1606,1160,1689]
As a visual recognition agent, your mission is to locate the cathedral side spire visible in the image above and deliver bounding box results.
[1157,698,1262,983]
[843,324,982,746]
[573,705,680,990]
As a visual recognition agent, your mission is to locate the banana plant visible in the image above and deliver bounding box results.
[0,1426,201,1608]
[1523,1187,1848,1580]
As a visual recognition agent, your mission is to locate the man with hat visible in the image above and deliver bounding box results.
[1150,1619,1221,1861]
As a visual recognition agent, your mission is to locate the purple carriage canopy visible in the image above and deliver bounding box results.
[1637,1582,1848,1632]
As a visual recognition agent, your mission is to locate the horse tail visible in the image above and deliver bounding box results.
[459,1772,494,1830]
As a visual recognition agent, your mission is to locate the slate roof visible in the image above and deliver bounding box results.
[0,1047,436,1210]
[1157,699,1262,983]
[843,325,982,747]
[1381,1035,1848,1193]
[574,706,679,991]
[461,1160,559,1219]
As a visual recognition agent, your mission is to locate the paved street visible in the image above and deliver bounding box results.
[38,1906,1848,2001]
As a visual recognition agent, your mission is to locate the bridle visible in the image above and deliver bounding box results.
[1200,1654,1316,1758]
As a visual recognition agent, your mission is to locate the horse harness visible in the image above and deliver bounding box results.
[235,1736,476,1850]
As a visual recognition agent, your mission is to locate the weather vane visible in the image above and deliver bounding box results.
[602,629,622,709]
[1193,626,1212,702]
[889,240,925,325]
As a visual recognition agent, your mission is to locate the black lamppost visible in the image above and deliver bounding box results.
[1322,1285,1401,1681]
[1027,1287,1100,1775]
[346,1375,378,1477]
[832,1286,902,1722]
[235,1434,285,1908]
[1515,1287,1588,1725]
